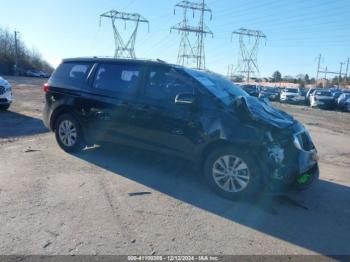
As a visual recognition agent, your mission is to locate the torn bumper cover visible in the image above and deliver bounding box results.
[235,96,319,192]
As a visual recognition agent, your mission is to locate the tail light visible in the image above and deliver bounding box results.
[43,83,50,93]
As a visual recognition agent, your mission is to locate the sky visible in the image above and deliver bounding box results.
[1,0,350,78]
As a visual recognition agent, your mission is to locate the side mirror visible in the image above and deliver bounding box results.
[175,93,196,105]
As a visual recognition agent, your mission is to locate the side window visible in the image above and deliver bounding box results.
[51,62,92,86]
[144,67,194,104]
[93,63,141,97]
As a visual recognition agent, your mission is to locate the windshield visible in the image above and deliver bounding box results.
[184,68,248,105]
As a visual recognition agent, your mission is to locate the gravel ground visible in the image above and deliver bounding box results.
[0,77,350,256]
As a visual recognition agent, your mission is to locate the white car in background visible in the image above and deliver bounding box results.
[280,88,304,104]
[310,89,335,109]
[0,76,13,110]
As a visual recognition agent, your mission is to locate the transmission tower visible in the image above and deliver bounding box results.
[100,10,149,59]
[171,0,213,70]
[229,28,266,82]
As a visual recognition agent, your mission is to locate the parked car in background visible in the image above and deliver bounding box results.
[0,76,13,110]
[310,90,335,109]
[306,88,316,105]
[332,91,343,101]
[38,71,50,78]
[344,98,350,112]
[280,88,304,104]
[26,70,49,78]
[26,70,42,77]
[43,58,319,198]
[258,87,280,101]
[241,84,259,97]
[337,93,350,110]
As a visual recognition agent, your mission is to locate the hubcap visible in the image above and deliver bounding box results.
[212,155,250,193]
[58,120,77,147]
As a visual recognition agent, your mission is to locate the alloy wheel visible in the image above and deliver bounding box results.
[212,155,250,193]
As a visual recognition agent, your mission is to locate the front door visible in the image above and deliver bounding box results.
[130,66,201,159]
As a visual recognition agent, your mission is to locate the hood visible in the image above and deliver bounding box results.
[234,96,295,129]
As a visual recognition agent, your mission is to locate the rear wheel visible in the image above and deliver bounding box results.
[55,113,85,153]
[204,147,260,200]
[0,104,10,111]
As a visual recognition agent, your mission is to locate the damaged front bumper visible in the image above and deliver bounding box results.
[262,125,319,193]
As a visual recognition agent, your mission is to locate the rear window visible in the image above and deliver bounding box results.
[51,62,92,87]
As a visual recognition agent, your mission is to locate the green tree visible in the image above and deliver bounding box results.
[272,71,282,82]
[304,74,310,84]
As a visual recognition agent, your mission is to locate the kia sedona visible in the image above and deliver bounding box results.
[43,58,319,199]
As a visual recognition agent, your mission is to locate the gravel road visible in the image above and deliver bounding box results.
[0,77,350,256]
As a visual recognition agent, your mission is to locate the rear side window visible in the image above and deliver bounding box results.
[51,62,92,87]
[92,63,141,97]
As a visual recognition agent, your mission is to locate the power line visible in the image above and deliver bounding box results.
[171,0,213,70]
[229,28,266,82]
[99,10,149,59]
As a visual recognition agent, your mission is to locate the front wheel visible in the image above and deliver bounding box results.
[204,147,260,200]
[55,113,86,153]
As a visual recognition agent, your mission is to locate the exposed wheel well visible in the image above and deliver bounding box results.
[50,106,78,131]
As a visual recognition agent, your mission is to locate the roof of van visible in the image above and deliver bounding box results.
[62,57,173,66]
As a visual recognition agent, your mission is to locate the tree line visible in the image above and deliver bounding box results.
[0,27,53,75]
[272,70,349,87]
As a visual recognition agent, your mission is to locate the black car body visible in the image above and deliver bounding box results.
[241,84,259,97]
[258,87,280,101]
[43,58,319,198]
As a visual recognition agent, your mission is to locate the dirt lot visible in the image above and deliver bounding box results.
[1,76,350,256]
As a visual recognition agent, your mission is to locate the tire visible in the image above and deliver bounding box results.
[204,146,261,200]
[0,104,10,111]
[54,113,86,153]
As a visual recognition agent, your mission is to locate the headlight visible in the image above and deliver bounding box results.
[293,136,303,150]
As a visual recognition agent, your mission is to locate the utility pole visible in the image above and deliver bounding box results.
[99,10,149,59]
[344,57,349,84]
[14,30,19,75]
[171,0,213,70]
[315,54,322,88]
[315,55,348,88]
[339,62,344,88]
[231,28,266,83]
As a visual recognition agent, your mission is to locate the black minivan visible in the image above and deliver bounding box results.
[43,58,319,199]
